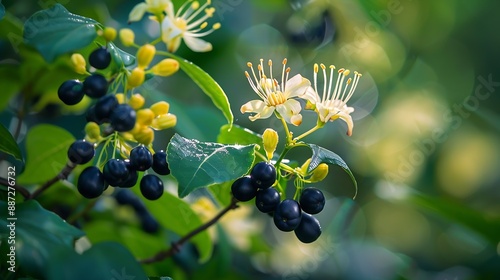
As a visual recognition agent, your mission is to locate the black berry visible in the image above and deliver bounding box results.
[89,47,111,70]
[110,104,136,132]
[117,160,138,188]
[103,159,129,186]
[231,176,257,202]
[152,150,170,175]
[83,73,108,98]
[250,162,276,188]
[77,166,105,199]
[130,145,153,171]
[86,105,102,124]
[273,199,302,232]
[299,188,325,214]
[58,80,84,105]
[67,140,94,164]
[94,94,118,123]
[140,174,164,200]
[294,213,321,243]
[255,187,280,213]
[139,212,160,233]
[113,189,146,213]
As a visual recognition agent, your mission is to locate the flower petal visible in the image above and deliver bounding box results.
[129,3,148,22]
[276,99,303,126]
[302,86,320,105]
[249,106,274,121]
[241,100,275,121]
[315,103,331,123]
[184,35,213,52]
[283,74,311,98]
[331,110,354,136]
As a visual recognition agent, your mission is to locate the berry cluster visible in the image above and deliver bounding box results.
[58,47,111,105]
[231,162,325,243]
[67,139,170,201]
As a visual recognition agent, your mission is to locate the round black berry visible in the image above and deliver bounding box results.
[83,73,108,98]
[231,176,257,202]
[110,104,136,132]
[103,159,129,186]
[152,150,170,175]
[299,188,325,214]
[140,174,164,200]
[255,187,280,213]
[117,160,138,188]
[94,94,118,123]
[273,199,302,232]
[86,105,102,124]
[58,80,84,105]
[89,47,111,70]
[67,140,94,164]
[130,145,153,171]
[77,166,105,199]
[139,212,160,233]
[250,162,276,188]
[294,213,321,243]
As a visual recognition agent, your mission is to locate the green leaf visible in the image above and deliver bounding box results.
[409,193,500,245]
[168,134,256,198]
[217,124,263,147]
[0,200,84,278]
[0,122,23,162]
[108,42,135,68]
[46,242,148,280]
[18,124,75,184]
[131,188,214,263]
[0,64,22,111]
[306,144,358,198]
[163,52,233,126]
[23,4,98,62]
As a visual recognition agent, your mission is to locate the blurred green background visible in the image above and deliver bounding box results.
[1,0,500,279]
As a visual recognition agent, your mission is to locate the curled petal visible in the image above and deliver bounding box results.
[128,3,148,23]
[331,110,354,136]
[302,86,320,105]
[183,36,213,52]
[276,99,303,126]
[241,100,275,121]
[284,74,311,98]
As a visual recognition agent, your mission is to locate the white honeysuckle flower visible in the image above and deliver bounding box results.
[240,58,311,126]
[161,0,220,52]
[302,63,362,136]
[128,0,170,23]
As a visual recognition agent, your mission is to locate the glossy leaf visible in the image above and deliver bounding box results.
[217,124,263,147]
[108,41,135,68]
[0,200,84,278]
[17,124,75,184]
[167,134,256,198]
[307,144,357,198]
[23,4,98,62]
[0,122,23,162]
[131,188,214,262]
[163,52,233,126]
[46,242,147,280]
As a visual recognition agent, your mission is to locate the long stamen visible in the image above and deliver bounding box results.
[268,60,275,92]
[345,72,362,103]
[176,0,194,17]
[320,64,327,103]
[186,7,215,29]
[284,67,290,92]
[331,68,345,102]
[245,71,266,100]
[313,63,319,98]
[325,65,335,101]
[339,70,351,102]
[185,1,208,22]
[281,58,287,91]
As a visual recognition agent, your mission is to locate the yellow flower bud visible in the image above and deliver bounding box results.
[70,53,86,74]
[136,108,155,126]
[137,44,156,69]
[84,122,101,139]
[150,101,170,116]
[262,128,278,160]
[151,113,177,130]
[309,163,329,182]
[115,93,125,104]
[103,27,117,41]
[130,122,143,135]
[120,132,135,142]
[150,58,179,77]
[134,126,154,145]
[300,158,312,175]
[127,67,145,88]
[119,28,135,47]
[128,93,145,110]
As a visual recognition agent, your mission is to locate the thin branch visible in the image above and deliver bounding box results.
[0,177,30,199]
[139,197,240,264]
[27,162,76,200]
